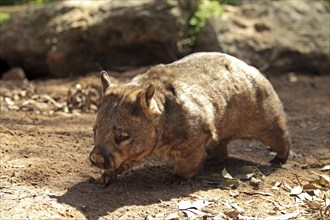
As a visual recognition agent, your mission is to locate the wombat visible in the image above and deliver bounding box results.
[89,52,291,186]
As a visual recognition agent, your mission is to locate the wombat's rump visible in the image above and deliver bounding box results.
[89,52,291,186]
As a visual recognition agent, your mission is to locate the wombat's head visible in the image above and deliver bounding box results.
[89,71,161,170]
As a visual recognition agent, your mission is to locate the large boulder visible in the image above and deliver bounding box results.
[0,0,197,78]
[195,0,330,74]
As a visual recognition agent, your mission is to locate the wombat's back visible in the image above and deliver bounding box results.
[135,52,273,100]
[134,52,284,140]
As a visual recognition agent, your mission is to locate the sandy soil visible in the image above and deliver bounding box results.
[0,72,329,220]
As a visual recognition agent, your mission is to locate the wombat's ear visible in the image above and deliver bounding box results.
[100,70,111,93]
[138,84,161,117]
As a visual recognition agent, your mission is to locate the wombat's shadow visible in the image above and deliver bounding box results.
[54,157,280,220]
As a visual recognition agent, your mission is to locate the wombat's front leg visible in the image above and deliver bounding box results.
[259,116,291,165]
[100,169,118,187]
[206,139,229,166]
[100,162,135,187]
[172,147,206,180]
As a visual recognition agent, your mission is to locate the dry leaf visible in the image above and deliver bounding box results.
[230,203,244,213]
[181,209,206,219]
[224,210,239,219]
[0,82,101,115]
[222,168,233,179]
[297,192,313,201]
[179,200,213,210]
[305,200,322,210]
[256,191,274,196]
[303,183,319,190]
[250,176,262,184]
[325,196,330,207]
[218,178,241,189]
[262,198,293,209]
[234,166,264,180]
[314,189,322,197]
[165,212,180,220]
[4,97,14,105]
[319,174,330,187]
[283,182,292,191]
[271,181,281,190]
[311,171,330,187]
[264,210,300,220]
[238,214,259,220]
[229,190,239,198]
[240,166,262,174]
[149,212,180,220]
[235,173,255,180]
[290,185,303,195]
[244,199,255,205]
[197,174,222,184]
[325,205,330,216]
[320,165,330,171]
[213,212,227,220]
[220,200,233,209]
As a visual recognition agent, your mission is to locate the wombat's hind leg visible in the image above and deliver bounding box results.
[206,139,229,166]
[259,117,291,165]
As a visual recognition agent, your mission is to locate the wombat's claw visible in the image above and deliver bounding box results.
[270,155,286,165]
[100,170,118,187]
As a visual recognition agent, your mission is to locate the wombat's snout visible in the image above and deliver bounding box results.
[89,150,111,170]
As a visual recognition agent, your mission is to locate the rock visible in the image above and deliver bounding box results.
[0,0,197,78]
[287,72,298,83]
[195,0,330,75]
[1,67,26,81]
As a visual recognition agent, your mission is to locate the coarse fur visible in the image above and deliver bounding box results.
[89,52,291,186]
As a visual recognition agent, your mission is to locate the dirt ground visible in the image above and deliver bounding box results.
[0,71,329,220]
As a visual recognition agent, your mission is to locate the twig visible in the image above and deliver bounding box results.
[5,194,39,201]
[295,174,302,186]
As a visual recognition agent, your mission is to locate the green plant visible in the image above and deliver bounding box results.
[0,12,10,25]
[0,0,53,5]
[188,0,223,47]
[219,0,241,6]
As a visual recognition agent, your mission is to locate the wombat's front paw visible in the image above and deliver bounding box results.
[164,174,189,185]
[100,170,118,187]
[270,155,288,165]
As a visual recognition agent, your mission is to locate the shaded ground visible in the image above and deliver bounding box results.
[0,71,329,219]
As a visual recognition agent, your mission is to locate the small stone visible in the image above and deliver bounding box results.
[287,72,298,83]
[2,67,26,81]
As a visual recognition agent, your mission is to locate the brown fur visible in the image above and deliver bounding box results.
[89,52,291,185]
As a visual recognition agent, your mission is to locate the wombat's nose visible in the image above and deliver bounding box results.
[89,152,110,169]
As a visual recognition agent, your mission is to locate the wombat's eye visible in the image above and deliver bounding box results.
[114,133,130,145]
